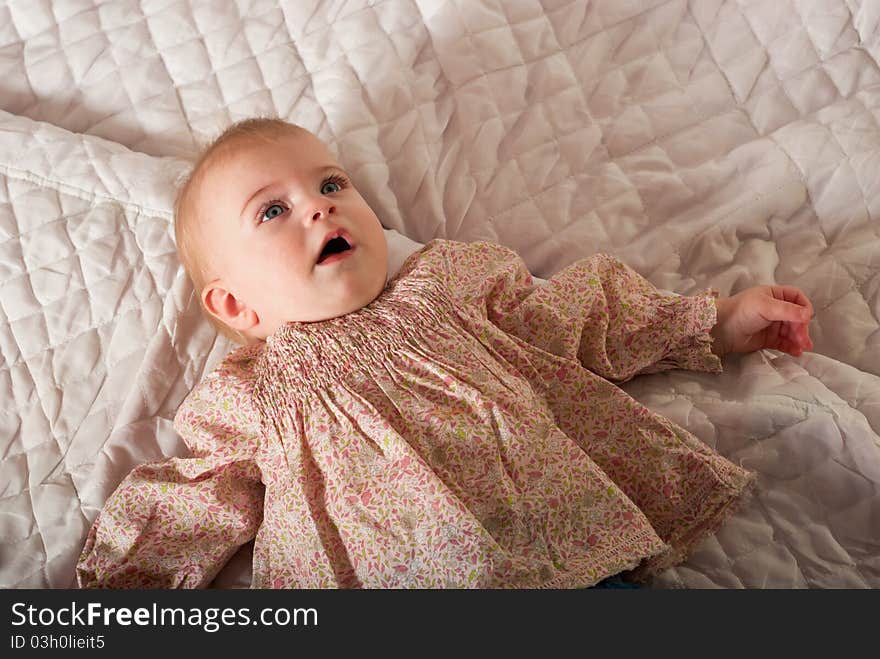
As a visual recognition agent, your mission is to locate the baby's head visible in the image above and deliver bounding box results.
[174,118,388,343]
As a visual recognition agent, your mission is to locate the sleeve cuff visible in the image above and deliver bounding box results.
[643,289,723,375]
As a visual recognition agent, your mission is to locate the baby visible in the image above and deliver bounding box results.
[77,118,814,588]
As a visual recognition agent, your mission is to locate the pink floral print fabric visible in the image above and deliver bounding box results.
[77,240,754,588]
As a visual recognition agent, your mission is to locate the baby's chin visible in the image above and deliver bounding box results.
[278,280,388,327]
[251,259,387,334]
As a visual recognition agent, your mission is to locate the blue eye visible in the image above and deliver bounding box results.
[261,203,285,222]
[321,179,342,195]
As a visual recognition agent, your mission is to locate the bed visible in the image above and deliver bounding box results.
[1,0,878,589]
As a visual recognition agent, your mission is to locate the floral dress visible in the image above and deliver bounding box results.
[77,239,753,588]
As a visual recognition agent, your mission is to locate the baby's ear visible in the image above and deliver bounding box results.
[202,282,259,332]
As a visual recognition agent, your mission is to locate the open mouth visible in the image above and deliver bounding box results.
[317,235,353,264]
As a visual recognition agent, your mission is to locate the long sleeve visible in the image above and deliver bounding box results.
[76,350,265,588]
[440,240,722,382]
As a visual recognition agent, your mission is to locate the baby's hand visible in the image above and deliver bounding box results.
[710,285,814,357]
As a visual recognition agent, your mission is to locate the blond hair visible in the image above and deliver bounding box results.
[173,118,309,344]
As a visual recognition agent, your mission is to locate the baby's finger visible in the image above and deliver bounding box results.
[797,322,814,350]
[776,337,793,355]
[761,321,782,352]
[772,285,813,319]
[763,296,812,324]
[784,322,812,353]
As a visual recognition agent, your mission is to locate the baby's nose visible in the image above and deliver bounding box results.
[310,203,336,222]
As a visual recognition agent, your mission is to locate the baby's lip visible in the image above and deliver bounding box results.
[316,228,354,264]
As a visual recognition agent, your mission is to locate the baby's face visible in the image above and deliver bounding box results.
[197,130,388,338]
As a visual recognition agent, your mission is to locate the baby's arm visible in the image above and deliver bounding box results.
[438,241,731,381]
[76,358,263,588]
[438,240,814,381]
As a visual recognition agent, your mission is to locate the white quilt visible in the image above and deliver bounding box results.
[1,0,878,589]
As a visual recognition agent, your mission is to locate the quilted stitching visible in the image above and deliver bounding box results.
[0,112,205,586]
[628,351,880,588]
[0,0,878,588]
